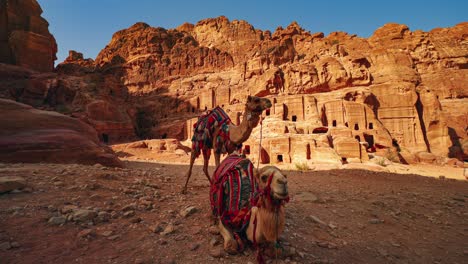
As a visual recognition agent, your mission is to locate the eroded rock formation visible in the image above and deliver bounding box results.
[0,99,122,167]
[0,0,466,166]
[84,19,464,164]
[0,0,57,71]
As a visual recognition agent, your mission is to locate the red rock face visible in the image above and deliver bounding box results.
[94,22,234,93]
[0,99,122,167]
[1,0,466,164]
[0,0,57,72]
[85,19,466,161]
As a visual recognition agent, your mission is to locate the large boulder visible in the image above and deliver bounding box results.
[0,99,122,167]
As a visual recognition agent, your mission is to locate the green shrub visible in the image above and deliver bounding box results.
[295,162,311,171]
[385,149,400,163]
[376,157,387,167]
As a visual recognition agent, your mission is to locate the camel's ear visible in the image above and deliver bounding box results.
[247,95,252,102]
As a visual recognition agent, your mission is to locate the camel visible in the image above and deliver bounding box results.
[209,155,289,262]
[182,95,271,193]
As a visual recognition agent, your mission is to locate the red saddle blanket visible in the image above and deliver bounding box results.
[210,154,259,232]
[191,106,233,157]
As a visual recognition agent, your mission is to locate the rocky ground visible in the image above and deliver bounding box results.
[1,160,467,264]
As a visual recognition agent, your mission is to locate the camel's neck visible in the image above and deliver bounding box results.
[229,107,260,144]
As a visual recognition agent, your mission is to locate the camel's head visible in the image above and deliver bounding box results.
[255,166,289,201]
[246,95,272,113]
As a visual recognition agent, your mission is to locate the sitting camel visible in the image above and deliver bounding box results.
[182,95,271,193]
[210,154,289,262]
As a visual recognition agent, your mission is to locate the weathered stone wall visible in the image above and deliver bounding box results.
[0,0,57,72]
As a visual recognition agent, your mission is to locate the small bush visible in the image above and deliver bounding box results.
[385,149,400,163]
[295,162,311,171]
[376,157,387,167]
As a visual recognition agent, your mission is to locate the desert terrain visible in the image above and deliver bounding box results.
[1,155,467,264]
[1,1,467,263]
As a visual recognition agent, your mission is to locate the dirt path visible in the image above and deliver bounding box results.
[1,161,467,264]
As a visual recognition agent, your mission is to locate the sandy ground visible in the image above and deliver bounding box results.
[0,157,467,264]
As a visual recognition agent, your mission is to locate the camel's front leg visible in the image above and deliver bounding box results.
[218,218,239,254]
[246,206,262,244]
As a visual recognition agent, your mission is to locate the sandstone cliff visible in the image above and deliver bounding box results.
[0,99,122,167]
[0,0,57,71]
[1,1,466,165]
[71,17,466,164]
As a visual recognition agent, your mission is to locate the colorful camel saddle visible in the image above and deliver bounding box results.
[210,154,259,233]
[191,106,234,157]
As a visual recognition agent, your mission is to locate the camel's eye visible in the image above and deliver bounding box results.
[254,98,260,103]
[261,175,268,182]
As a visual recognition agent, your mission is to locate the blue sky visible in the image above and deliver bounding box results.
[37,0,467,65]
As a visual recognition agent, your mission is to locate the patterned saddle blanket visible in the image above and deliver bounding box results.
[191,106,234,157]
[210,154,259,233]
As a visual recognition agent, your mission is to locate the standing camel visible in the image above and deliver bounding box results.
[182,95,271,193]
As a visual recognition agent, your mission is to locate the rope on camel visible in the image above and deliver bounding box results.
[256,113,263,169]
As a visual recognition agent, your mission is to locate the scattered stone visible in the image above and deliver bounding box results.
[61,205,79,214]
[307,215,328,227]
[72,209,97,222]
[108,235,121,241]
[190,243,200,251]
[209,248,225,258]
[378,248,388,257]
[369,218,383,224]
[452,197,465,202]
[180,206,198,218]
[123,211,135,218]
[89,194,102,200]
[102,230,113,237]
[149,223,163,233]
[122,204,136,211]
[161,223,175,236]
[134,258,144,264]
[53,181,64,187]
[130,217,142,223]
[317,241,338,249]
[48,216,67,225]
[22,187,33,193]
[0,176,26,193]
[10,242,20,248]
[77,229,96,239]
[295,192,319,203]
[110,211,119,219]
[0,242,11,250]
[96,211,110,222]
